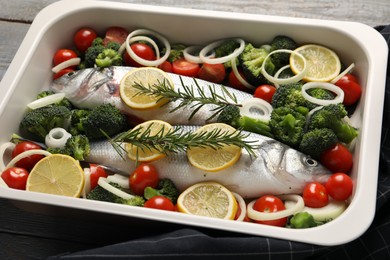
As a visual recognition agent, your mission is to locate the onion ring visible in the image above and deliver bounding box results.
[98,177,134,200]
[330,63,355,84]
[239,98,273,122]
[5,149,52,170]
[199,38,245,64]
[52,58,81,74]
[301,82,344,106]
[233,192,247,222]
[27,93,66,110]
[45,128,72,149]
[183,45,215,64]
[231,58,256,90]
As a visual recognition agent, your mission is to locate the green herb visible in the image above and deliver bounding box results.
[132,77,241,121]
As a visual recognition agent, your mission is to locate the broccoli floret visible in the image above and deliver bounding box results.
[82,103,127,140]
[95,49,123,68]
[239,43,275,86]
[46,146,72,156]
[307,88,335,101]
[214,40,240,68]
[217,105,273,137]
[269,107,306,148]
[65,135,90,161]
[299,128,338,159]
[144,178,179,204]
[270,35,298,70]
[167,44,186,62]
[36,90,73,109]
[20,106,71,141]
[82,37,106,68]
[289,212,319,229]
[271,82,316,111]
[307,104,358,144]
[115,195,146,207]
[69,109,91,136]
[105,41,121,51]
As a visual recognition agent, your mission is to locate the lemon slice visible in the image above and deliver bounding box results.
[26,154,84,198]
[290,44,341,82]
[177,182,238,220]
[125,120,173,162]
[119,67,174,110]
[187,123,241,172]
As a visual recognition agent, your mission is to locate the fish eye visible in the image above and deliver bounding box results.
[304,157,318,167]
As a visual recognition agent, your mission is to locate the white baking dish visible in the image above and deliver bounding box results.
[0,0,387,246]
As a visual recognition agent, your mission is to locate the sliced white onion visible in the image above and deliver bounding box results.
[305,106,324,121]
[0,142,16,172]
[239,98,273,122]
[330,63,355,84]
[199,38,245,64]
[231,58,256,90]
[247,194,304,221]
[125,29,171,67]
[273,65,292,89]
[233,192,247,222]
[301,82,344,106]
[106,173,130,189]
[98,177,134,200]
[52,58,81,74]
[287,199,347,222]
[183,45,215,64]
[27,93,66,110]
[45,128,72,149]
[125,35,160,59]
[5,149,51,170]
[261,50,307,85]
[82,168,91,199]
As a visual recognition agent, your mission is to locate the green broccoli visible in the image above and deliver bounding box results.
[269,107,306,148]
[217,105,273,137]
[271,82,316,112]
[270,35,298,70]
[239,43,275,86]
[214,40,240,68]
[289,212,320,229]
[19,106,72,141]
[81,37,106,68]
[299,128,338,159]
[105,41,121,51]
[65,135,90,161]
[69,109,91,136]
[87,182,145,206]
[307,88,335,101]
[306,104,359,144]
[36,90,73,110]
[167,44,186,63]
[144,178,180,204]
[95,49,123,68]
[46,146,72,156]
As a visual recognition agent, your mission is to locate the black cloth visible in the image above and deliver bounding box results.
[48,25,390,260]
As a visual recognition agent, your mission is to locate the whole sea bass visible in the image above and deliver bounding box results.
[85,126,331,199]
[50,66,253,125]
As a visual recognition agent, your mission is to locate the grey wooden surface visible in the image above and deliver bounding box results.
[0,0,389,258]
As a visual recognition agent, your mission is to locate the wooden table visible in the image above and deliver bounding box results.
[0,0,389,258]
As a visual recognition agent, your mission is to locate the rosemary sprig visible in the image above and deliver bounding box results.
[111,124,258,161]
[132,77,241,121]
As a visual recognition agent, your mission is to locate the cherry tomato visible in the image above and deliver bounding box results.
[73,27,98,52]
[325,173,353,201]
[254,84,276,103]
[103,26,128,45]
[1,167,29,190]
[89,164,108,190]
[252,195,287,227]
[197,63,226,83]
[320,143,353,173]
[11,141,44,171]
[172,58,200,77]
[144,196,176,211]
[53,49,78,68]
[228,69,248,92]
[124,43,156,67]
[335,74,362,106]
[157,60,173,73]
[129,163,159,195]
[53,68,74,80]
[302,182,329,208]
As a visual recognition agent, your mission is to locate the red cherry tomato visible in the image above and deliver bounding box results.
[73,27,98,52]
[103,26,128,45]
[53,68,74,80]
[197,63,226,83]
[129,163,159,195]
[325,173,353,201]
[172,58,200,77]
[302,182,329,208]
[252,195,287,227]
[144,196,176,211]
[335,74,362,106]
[124,43,156,67]
[1,167,29,190]
[253,84,276,103]
[11,141,44,171]
[320,143,353,173]
[89,164,108,190]
[228,69,248,92]
[53,49,78,68]
[157,60,173,73]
